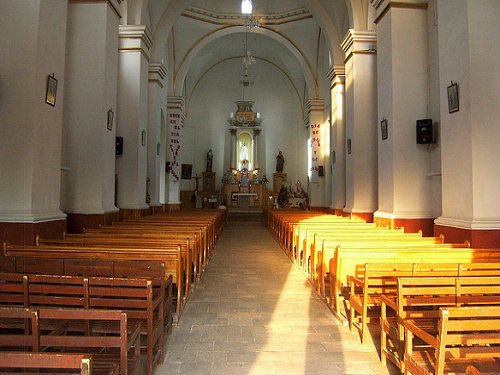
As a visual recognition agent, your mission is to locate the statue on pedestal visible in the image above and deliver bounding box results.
[206,149,213,172]
[276,151,285,173]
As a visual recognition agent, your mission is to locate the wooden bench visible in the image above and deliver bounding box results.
[349,262,500,344]
[404,306,500,375]
[0,307,39,351]
[0,352,120,375]
[5,256,174,331]
[4,243,186,317]
[0,273,28,308]
[38,308,141,375]
[380,276,500,372]
[0,272,165,375]
[88,276,163,375]
[323,245,500,316]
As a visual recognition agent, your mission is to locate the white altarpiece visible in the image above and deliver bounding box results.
[223,101,268,208]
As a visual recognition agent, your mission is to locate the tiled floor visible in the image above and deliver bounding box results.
[154,220,395,375]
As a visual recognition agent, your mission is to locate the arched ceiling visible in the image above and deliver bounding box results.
[137,0,358,102]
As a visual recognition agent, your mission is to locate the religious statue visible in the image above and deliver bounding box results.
[206,149,213,172]
[276,151,285,173]
[240,143,248,163]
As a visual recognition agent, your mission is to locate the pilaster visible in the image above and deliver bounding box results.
[147,62,168,208]
[341,30,377,220]
[372,0,434,235]
[116,25,153,210]
[306,99,326,208]
[166,96,185,206]
[327,65,346,211]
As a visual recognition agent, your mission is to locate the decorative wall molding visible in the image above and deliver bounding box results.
[371,0,428,25]
[148,62,168,87]
[0,210,67,223]
[327,65,345,88]
[435,217,500,231]
[182,6,312,26]
[119,25,154,60]
[341,30,377,63]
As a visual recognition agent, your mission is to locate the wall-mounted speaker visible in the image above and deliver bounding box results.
[416,119,434,144]
[115,137,123,155]
[318,165,324,177]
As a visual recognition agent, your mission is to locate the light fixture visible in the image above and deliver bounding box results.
[241,0,252,14]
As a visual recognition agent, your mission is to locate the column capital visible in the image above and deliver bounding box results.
[371,0,427,24]
[167,96,185,125]
[341,30,377,62]
[254,129,262,136]
[327,65,346,88]
[306,99,325,113]
[70,0,123,18]
[149,62,168,87]
[119,25,154,60]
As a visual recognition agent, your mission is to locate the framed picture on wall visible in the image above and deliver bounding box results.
[107,109,114,131]
[181,164,192,180]
[447,81,459,113]
[381,119,388,140]
[347,138,352,154]
[45,74,58,106]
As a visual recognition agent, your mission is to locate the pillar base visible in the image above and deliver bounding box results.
[66,212,121,234]
[343,210,374,223]
[374,215,435,237]
[434,225,500,248]
[0,220,66,245]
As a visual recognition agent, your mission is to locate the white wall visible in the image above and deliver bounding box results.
[0,0,67,222]
[182,58,307,193]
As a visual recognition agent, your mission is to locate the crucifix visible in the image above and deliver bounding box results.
[192,174,201,193]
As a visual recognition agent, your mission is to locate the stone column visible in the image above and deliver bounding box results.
[307,99,326,208]
[433,0,500,247]
[341,30,377,222]
[371,0,434,234]
[116,25,153,217]
[63,0,121,231]
[0,1,69,243]
[166,96,185,211]
[147,62,168,212]
[328,65,346,215]
[253,129,261,170]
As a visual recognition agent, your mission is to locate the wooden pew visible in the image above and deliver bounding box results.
[349,262,500,344]
[38,235,196,289]
[63,230,205,277]
[4,244,186,317]
[4,256,174,331]
[88,277,163,375]
[404,306,500,375]
[38,308,142,375]
[323,245,500,316]
[0,352,119,375]
[380,276,500,372]
[0,273,28,308]
[0,307,39,352]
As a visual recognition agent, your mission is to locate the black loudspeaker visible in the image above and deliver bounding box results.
[318,165,324,176]
[416,119,434,144]
[115,137,123,155]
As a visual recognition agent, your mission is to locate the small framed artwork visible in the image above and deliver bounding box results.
[45,74,58,106]
[381,119,388,140]
[156,142,160,156]
[107,109,114,131]
[181,164,193,180]
[141,130,146,146]
[332,150,336,164]
[347,138,352,154]
[447,81,459,113]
